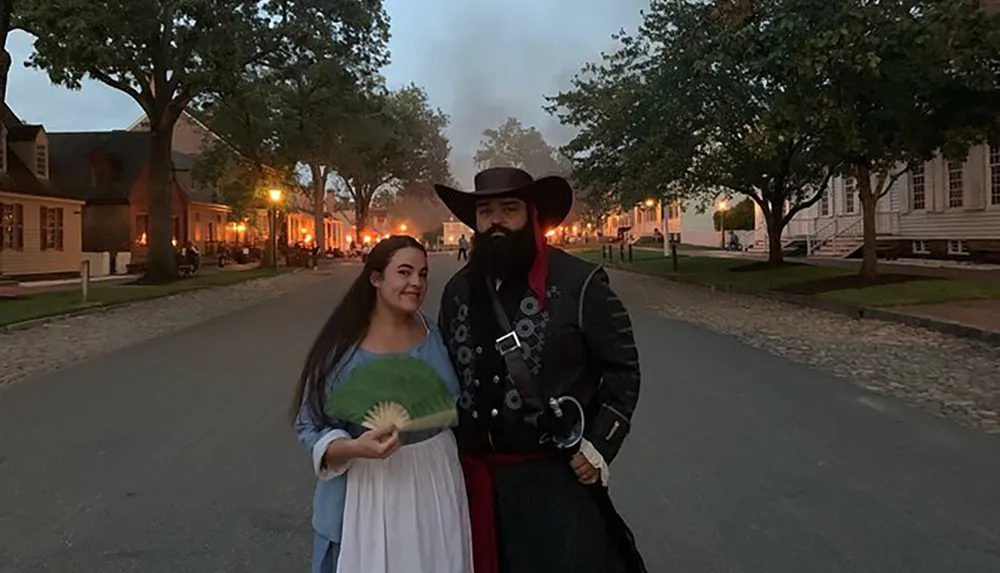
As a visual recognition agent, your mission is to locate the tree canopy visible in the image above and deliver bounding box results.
[758,0,1000,275]
[475,117,570,177]
[548,0,1000,267]
[17,0,389,280]
[327,83,452,241]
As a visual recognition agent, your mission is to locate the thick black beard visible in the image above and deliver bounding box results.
[469,223,536,281]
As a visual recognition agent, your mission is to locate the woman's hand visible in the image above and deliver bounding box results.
[321,426,401,470]
[350,426,402,460]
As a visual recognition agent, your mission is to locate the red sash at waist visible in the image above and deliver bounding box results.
[460,451,555,573]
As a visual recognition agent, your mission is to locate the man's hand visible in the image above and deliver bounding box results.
[570,452,600,485]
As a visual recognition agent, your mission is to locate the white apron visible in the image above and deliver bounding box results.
[336,429,474,573]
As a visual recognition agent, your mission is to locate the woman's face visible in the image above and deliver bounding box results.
[371,247,428,314]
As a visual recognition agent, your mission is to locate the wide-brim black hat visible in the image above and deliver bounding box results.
[434,167,573,230]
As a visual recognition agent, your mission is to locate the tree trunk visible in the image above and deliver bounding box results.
[765,212,784,265]
[310,165,327,252]
[355,200,369,245]
[856,162,879,278]
[144,123,177,283]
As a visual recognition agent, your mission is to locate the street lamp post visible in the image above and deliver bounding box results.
[268,189,283,269]
[718,200,729,249]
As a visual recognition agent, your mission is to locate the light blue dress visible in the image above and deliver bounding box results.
[294,314,462,573]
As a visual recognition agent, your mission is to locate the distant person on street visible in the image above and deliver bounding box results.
[435,167,646,573]
[457,234,469,261]
[291,236,473,573]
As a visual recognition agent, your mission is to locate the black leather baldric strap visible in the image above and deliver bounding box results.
[484,278,545,417]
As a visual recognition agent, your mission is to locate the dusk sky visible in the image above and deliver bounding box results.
[5,0,645,186]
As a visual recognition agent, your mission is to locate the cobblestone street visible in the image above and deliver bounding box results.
[0,270,331,387]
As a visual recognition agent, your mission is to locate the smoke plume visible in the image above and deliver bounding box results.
[387,0,647,188]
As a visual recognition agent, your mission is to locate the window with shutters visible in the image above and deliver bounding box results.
[35,144,48,178]
[910,167,926,210]
[947,160,964,208]
[1,203,24,250]
[844,178,857,214]
[39,206,64,251]
[819,192,830,216]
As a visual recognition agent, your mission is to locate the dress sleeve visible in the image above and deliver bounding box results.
[293,360,355,480]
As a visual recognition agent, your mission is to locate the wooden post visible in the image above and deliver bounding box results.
[80,260,90,303]
[670,239,679,272]
[628,243,633,263]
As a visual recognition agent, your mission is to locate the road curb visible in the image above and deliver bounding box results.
[0,268,307,333]
[601,263,1000,347]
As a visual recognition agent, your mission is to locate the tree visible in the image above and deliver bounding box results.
[192,72,292,219]
[714,198,755,231]
[549,0,839,264]
[329,84,451,242]
[274,37,388,252]
[764,0,1000,276]
[475,117,569,177]
[18,0,388,282]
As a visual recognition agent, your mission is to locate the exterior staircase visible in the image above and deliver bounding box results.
[809,235,864,258]
[807,218,863,258]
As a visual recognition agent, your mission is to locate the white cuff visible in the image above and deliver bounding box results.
[312,429,352,481]
[580,438,610,486]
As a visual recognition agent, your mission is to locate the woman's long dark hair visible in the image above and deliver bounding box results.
[290,234,427,425]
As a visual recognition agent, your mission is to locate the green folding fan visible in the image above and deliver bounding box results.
[325,356,458,433]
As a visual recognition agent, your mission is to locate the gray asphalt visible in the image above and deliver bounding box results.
[2,254,999,573]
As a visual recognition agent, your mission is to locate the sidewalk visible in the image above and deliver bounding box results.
[894,299,1000,333]
[604,246,1000,344]
[0,263,260,298]
[690,246,1000,281]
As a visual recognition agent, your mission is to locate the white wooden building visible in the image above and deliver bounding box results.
[753,141,1000,261]
[601,198,682,242]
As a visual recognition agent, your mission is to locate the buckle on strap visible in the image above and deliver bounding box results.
[495,331,521,356]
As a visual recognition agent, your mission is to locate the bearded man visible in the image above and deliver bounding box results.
[435,167,646,573]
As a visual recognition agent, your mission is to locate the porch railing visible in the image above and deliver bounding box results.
[807,217,863,255]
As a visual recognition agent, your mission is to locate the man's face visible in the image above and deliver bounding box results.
[469,197,535,279]
[475,198,528,234]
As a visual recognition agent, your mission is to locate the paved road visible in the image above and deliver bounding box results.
[2,254,999,572]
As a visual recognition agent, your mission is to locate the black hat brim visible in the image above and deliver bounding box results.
[434,176,573,230]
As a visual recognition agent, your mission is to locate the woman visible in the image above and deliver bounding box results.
[291,235,473,573]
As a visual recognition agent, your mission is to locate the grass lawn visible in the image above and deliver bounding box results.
[579,249,849,289]
[0,267,287,327]
[818,279,1000,307]
[577,248,1000,307]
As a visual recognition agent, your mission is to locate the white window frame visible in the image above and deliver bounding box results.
[911,240,930,255]
[844,178,857,214]
[947,240,969,256]
[989,139,1000,207]
[947,159,964,209]
[910,167,926,211]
